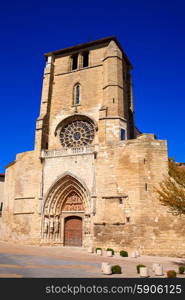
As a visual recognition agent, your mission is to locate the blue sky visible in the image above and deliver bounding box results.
[0,0,184,173]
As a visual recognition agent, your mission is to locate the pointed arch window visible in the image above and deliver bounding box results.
[73,84,80,105]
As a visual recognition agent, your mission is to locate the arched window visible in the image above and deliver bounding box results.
[76,85,80,104]
[73,84,80,105]
[58,115,96,148]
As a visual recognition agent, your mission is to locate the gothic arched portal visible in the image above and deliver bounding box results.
[42,174,90,246]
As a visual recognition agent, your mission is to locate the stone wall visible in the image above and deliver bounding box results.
[0,151,42,244]
[1,133,185,255]
[93,135,185,256]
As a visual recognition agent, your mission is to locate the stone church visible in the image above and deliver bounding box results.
[1,37,185,256]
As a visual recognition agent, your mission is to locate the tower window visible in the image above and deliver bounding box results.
[74,84,80,105]
[0,202,3,215]
[120,128,126,140]
[71,54,78,70]
[82,51,89,67]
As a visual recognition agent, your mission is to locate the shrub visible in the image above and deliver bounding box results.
[136,264,146,274]
[96,247,102,252]
[111,265,122,274]
[167,270,177,278]
[106,248,114,255]
[120,250,128,257]
[179,266,185,274]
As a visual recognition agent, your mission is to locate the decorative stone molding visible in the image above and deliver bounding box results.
[41,145,95,158]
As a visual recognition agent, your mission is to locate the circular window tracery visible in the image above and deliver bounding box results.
[59,120,95,148]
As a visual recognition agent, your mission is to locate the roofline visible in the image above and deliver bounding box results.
[44,36,132,67]
[5,160,16,169]
[0,173,5,177]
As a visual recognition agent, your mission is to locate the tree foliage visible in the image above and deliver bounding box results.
[155,159,185,215]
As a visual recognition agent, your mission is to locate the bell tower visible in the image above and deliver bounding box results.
[33,37,137,247]
[34,36,136,154]
[100,39,135,144]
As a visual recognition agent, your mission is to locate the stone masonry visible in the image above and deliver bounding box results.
[0,37,185,256]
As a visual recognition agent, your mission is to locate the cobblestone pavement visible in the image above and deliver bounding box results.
[0,241,184,278]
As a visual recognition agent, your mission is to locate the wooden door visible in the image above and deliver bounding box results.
[64,216,82,246]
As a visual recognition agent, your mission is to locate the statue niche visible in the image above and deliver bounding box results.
[62,192,84,212]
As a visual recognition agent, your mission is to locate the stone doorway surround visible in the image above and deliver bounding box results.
[41,173,91,246]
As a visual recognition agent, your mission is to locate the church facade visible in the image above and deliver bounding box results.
[1,37,185,256]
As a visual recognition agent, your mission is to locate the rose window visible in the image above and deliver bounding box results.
[59,120,95,148]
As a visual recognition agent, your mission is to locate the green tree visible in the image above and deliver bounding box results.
[155,159,185,215]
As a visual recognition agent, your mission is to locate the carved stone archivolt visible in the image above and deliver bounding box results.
[42,174,90,243]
